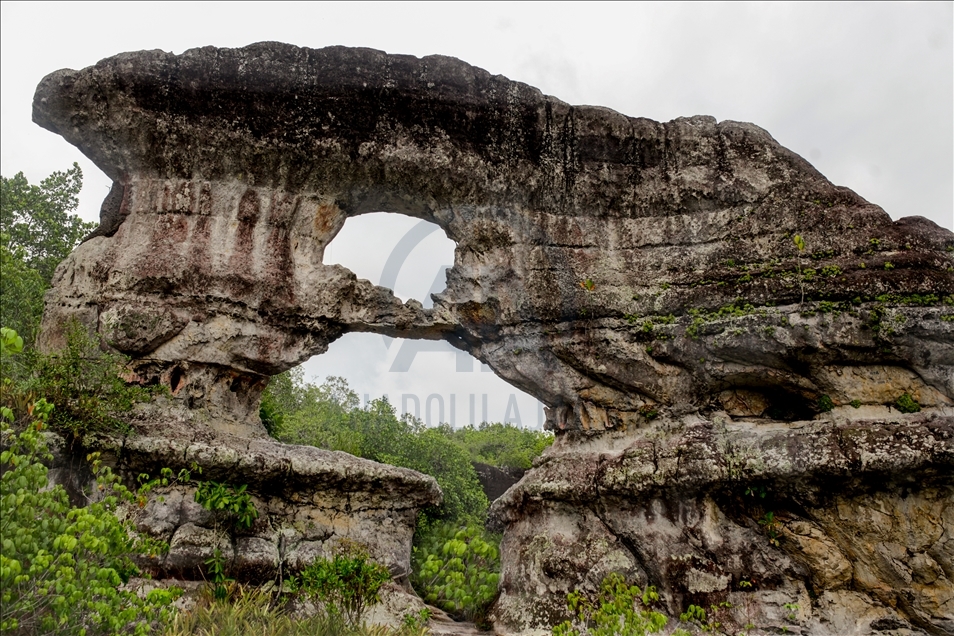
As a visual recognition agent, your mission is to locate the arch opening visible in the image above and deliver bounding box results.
[323,212,456,308]
[296,332,547,430]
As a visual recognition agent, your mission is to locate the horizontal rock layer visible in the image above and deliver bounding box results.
[44,414,440,584]
[490,410,954,635]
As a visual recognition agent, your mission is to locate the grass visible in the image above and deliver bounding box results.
[164,585,428,636]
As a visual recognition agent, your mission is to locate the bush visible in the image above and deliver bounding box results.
[410,521,500,623]
[164,584,400,636]
[551,573,669,636]
[293,543,392,629]
[0,407,177,634]
[895,393,921,414]
[4,320,162,438]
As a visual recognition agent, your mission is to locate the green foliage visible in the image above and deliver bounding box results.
[6,320,162,437]
[783,602,799,622]
[193,481,259,598]
[1,164,95,284]
[444,422,552,470]
[400,608,432,634]
[850,399,862,409]
[1,399,177,634]
[895,393,921,414]
[269,375,488,524]
[0,244,46,352]
[758,511,782,547]
[817,395,834,413]
[551,573,668,636]
[679,602,734,633]
[195,482,258,530]
[294,543,391,629]
[411,521,500,623]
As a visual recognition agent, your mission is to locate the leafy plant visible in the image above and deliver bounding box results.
[4,319,162,437]
[552,572,668,636]
[850,399,862,409]
[294,542,391,629]
[1,332,178,634]
[193,480,259,598]
[895,393,921,414]
[195,481,259,530]
[783,602,799,622]
[817,395,834,413]
[411,521,500,623]
[759,511,782,547]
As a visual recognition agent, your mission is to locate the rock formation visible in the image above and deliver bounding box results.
[33,43,954,634]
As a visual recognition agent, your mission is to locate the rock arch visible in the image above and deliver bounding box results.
[33,43,954,633]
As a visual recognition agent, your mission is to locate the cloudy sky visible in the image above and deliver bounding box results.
[2,2,951,427]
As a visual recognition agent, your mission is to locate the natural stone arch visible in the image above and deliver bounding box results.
[35,43,952,440]
[30,42,954,634]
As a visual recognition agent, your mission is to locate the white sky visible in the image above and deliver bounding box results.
[2,2,951,427]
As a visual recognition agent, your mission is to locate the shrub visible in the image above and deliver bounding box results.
[895,393,921,414]
[411,521,500,623]
[164,584,398,636]
[293,543,391,629]
[0,403,177,634]
[817,395,834,413]
[4,320,162,438]
[551,573,669,636]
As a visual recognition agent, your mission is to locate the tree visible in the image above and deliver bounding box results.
[0,164,94,283]
[0,165,96,349]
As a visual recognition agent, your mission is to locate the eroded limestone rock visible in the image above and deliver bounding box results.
[46,414,440,585]
[32,43,954,634]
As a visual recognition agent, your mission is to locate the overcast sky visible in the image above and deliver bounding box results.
[2,2,951,427]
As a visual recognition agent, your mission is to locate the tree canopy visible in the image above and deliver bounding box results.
[0,165,96,349]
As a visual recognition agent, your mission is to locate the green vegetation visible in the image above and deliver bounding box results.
[164,585,424,636]
[1,166,95,347]
[446,421,553,470]
[817,395,834,413]
[1,332,178,635]
[194,480,259,599]
[895,393,921,414]
[552,573,670,636]
[293,543,392,629]
[261,371,552,621]
[14,320,163,437]
[411,522,500,623]
[264,372,551,524]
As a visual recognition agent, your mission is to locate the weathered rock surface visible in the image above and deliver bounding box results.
[40,414,440,585]
[32,43,954,634]
[489,410,954,634]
